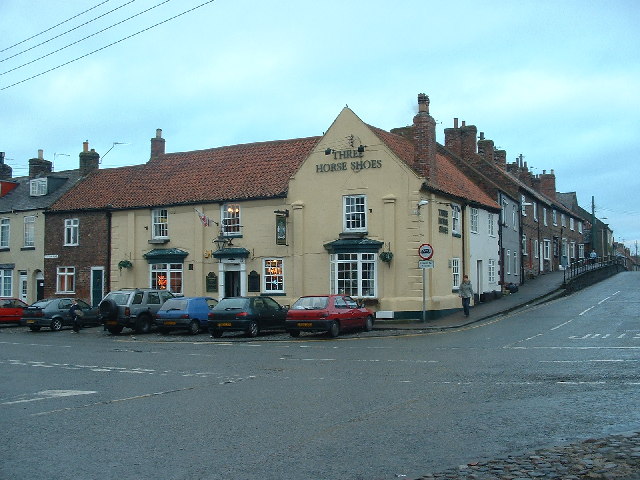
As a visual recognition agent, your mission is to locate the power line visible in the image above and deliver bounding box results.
[0,0,138,64]
[1,0,173,77]
[0,0,217,91]
[0,1,112,53]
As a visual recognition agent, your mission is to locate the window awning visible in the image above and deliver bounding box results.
[213,247,250,259]
[143,248,189,264]
[324,238,384,254]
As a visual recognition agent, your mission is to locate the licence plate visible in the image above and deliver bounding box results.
[106,320,117,325]
[297,322,312,327]
[218,322,232,327]
[26,319,35,324]
[163,321,177,326]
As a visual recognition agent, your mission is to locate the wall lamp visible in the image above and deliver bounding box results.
[357,145,366,153]
[325,148,334,155]
[213,233,233,250]
[417,200,429,208]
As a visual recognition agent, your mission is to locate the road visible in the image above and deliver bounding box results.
[1,272,639,480]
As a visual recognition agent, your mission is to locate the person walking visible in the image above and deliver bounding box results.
[459,275,473,317]
[69,299,83,333]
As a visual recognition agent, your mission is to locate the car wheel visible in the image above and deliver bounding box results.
[246,321,259,338]
[289,330,300,338]
[188,320,200,335]
[50,318,63,332]
[107,326,123,334]
[328,321,340,338]
[210,329,223,338]
[29,326,41,332]
[135,315,152,334]
[363,315,374,332]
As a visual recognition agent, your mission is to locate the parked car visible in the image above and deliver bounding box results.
[99,288,174,334]
[208,296,288,338]
[22,298,100,332]
[285,295,374,338]
[0,298,28,324]
[155,296,218,335]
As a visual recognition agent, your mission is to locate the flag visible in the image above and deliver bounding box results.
[194,208,210,227]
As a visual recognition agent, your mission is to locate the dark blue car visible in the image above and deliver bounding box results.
[155,296,218,335]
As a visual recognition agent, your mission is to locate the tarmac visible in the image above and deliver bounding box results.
[373,269,568,331]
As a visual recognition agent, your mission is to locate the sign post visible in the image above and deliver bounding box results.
[418,244,434,323]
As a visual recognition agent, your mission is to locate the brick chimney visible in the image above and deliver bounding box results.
[29,149,53,178]
[412,93,437,182]
[494,149,507,170]
[477,132,495,164]
[150,128,165,159]
[460,124,478,160]
[0,152,12,180]
[539,169,556,200]
[79,140,100,176]
[444,118,462,156]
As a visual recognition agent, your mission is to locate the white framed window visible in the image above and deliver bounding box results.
[533,202,538,222]
[543,208,548,226]
[24,215,35,247]
[488,259,496,284]
[0,269,12,297]
[522,234,528,256]
[552,209,557,226]
[64,218,79,246]
[222,203,241,235]
[451,258,461,289]
[570,217,575,231]
[343,195,367,232]
[506,250,511,274]
[451,205,461,235]
[570,242,576,259]
[56,266,75,293]
[470,208,479,233]
[578,221,583,234]
[29,178,47,196]
[0,218,9,248]
[330,253,376,298]
[578,244,585,259]
[561,214,566,228]
[152,209,168,239]
[263,258,284,293]
[501,200,508,227]
[534,239,539,258]
[488,213,495,237]
[513,250,518,275]
[543,239,551,260]
[521,195,527,216]
[150,263,183,294]
[512,205,517,230]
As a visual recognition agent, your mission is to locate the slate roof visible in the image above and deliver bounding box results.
[0,170,83,213]
[50,137,321,211]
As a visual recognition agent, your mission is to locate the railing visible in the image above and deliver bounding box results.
[564,255,626,284]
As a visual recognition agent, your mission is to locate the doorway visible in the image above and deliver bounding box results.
[36,272,44,300]
[225,271,241,297]
[91,267,105,307]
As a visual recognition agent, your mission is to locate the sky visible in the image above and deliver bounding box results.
[1,0,639,251]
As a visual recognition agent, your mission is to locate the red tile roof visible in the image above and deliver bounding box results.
[50,137,320,211]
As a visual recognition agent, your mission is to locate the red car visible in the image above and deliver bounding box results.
[0,298,29,324]
[285,295,374,338]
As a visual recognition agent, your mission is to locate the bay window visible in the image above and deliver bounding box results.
[330,253,376,298]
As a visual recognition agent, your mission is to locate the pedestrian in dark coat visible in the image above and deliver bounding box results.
[69,299,83,333]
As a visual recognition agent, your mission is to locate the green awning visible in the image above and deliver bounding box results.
[213,247,250,259]
[324,238,384,254]
[143,248,189,264]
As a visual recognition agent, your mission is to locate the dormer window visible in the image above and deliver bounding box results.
[30,178,47,196]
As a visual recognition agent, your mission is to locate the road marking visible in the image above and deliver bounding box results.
[579,306,595,316]
[2,390,96,405]
[550,320,574,331]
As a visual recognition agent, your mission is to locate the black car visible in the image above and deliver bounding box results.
[207,296,288,338]
[22,298,100,332]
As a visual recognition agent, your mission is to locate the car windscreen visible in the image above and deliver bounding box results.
[29,299,52,308]
[161,299,188,311]
[215,298,249,310]
[105,292,131,305]
[291,297,328,310]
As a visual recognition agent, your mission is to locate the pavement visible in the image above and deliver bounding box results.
[374,270,567,331]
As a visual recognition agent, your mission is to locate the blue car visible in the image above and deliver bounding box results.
[155,296,218,335]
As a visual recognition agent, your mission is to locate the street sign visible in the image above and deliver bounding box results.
[418,260,434,269]
[418,243,434,260]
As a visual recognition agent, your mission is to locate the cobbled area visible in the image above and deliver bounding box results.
[412,432,640,480]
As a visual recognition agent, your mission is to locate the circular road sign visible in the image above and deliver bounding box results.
[418,243,434,260]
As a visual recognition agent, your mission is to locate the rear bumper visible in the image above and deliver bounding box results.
[285,319,332,333]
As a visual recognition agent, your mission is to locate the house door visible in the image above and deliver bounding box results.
[224,271,241,297]
[91,267,104,307]
[19,272,28,303]
[539,243,544,272]
[36,272,44,300]
[476,260,483,301]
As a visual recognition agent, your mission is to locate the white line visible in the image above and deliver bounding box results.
[598,296,611,305]
[579,306,595,316]
[550,320,573,331]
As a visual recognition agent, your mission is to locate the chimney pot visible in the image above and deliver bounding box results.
[479,132,485,140]
[453,118,459,128]
[461,121,466,127]
[38,149,44,159]
[83,141,89,153]
[156,128,162,139]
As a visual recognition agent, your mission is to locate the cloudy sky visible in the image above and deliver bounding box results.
[2,0,639,250]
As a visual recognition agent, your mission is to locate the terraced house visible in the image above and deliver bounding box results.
[48,94,503,319]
